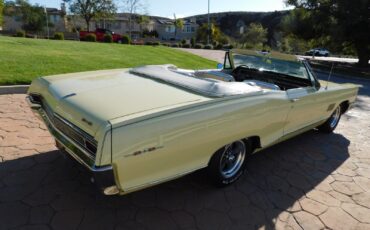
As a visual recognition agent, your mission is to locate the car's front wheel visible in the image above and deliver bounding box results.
[207,140,251,187]
[318,106,342,133]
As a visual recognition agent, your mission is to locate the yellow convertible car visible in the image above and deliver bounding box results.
[27,50,359,195]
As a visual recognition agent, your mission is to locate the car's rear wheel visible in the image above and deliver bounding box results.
[207,140,251,187]
[318,106,342,133]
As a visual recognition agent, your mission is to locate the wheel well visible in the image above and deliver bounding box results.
[245,136,261,152]
[340,101,350,114]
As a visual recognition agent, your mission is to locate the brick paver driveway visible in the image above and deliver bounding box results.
[1,74,370,230]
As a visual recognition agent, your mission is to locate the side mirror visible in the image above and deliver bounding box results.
[217,63,224,69]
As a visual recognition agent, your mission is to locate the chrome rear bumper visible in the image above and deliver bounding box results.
[27,95,119,195]
[26,96,112,172]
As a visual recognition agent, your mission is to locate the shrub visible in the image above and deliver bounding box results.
[215,43,223,50]
[182,44,191,48]
[145,41,153,45]
[171,43,179,48]
[181,39,186,45]
[262,45,271,52]
[26,34,37,39]
[161,43,171,47]
[194,43,203,49]
[104,34,113,43]
[121,35,130,44]
[15,30,25,37]
[142,29,159,38]
[85,33,96,42]
[152,41,160,46]
[218,36,229,45]
[204,44,213,49]
[53,32,64,40]
[223,44,234,49]
[190,37,195,47]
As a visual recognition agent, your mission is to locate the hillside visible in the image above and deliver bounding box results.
[185,11,290,46]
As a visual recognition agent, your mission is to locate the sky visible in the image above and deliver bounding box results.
[29,0,291,18]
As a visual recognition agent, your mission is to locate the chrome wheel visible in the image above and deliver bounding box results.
[219,141,246,178]
[329,107,341,128]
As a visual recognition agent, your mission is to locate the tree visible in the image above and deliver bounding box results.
[4,0,49,33]
[136,14,149,37]
[285,0,370,66]
[123,0,146,39]
[0,0,4,26]
[241,23,268,49]
[66,0,116,31]
[174,18,184,40]
[196,23,223,44]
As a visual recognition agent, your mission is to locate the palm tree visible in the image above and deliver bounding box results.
[174,18,184,40]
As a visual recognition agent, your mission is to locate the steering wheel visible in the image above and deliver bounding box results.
[232,65,250,81]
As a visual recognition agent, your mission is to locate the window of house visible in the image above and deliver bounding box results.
[166,26,175,33]
[182,26,192,33]
[49,15,58,23]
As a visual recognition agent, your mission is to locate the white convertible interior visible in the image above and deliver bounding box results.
[130,65,277,98]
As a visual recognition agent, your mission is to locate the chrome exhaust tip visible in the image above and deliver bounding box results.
[103,185,120,196]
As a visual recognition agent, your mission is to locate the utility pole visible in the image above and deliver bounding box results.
[207,0,210,45]
[44,7,50,39]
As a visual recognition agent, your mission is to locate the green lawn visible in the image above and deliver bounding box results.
[0,36,217,85]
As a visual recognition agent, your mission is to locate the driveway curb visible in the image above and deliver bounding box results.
[0,85,29,95]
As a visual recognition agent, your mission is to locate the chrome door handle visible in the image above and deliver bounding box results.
[290,98,300,102]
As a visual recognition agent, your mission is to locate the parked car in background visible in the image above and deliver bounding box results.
[80,28,123,43]
[305,48,330,57]
[27,50,358,195]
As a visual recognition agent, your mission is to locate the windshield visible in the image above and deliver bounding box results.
[232,52,310,80]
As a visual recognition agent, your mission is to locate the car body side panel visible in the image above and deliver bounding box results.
[111,82,358,193]
[285,87,325,134]
[285,83,358,135]
[111,92,290,192]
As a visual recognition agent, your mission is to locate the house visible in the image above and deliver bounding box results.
[69,13,156,39]
[70,14,198,41]
[155,18,198,41]
[2,3,199,41]
[2,6,66,35]
[236,19,246,35]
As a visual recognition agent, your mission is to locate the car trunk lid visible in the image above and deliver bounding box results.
[41,69,211,135]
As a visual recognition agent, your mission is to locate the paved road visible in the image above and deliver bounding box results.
[178,48,369,65]
[176,48,226,64]
[299,56,370,64]
[1,74,370,229]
